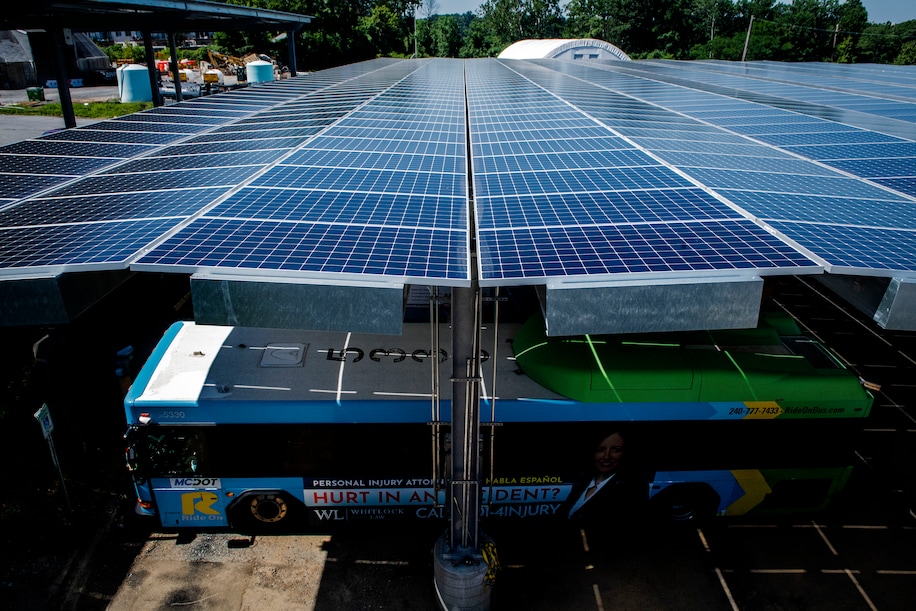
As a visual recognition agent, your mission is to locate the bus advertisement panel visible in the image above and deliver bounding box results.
[124,310,872,532]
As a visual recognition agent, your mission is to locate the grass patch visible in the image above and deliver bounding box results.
[0,100,153,118]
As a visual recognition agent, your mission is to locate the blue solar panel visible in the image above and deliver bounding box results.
[0,154,119,174]
[478,189,741,229]
[161,138,310,155]
[478,220,818,281]
[52,166,265,197]
[655,152,838,176]
[768,221,916,272]
[754,131,902,147]
[39,129,182,144]
[724,120,847,134]
[251,166,466,197]
[0,60,412,274]
[476,167,693,198]
[717,191,916,228]
[826,158,916,178]
[782,142,916,161]
[873,178,916,198]
[89,119,210,134]
[683,167,892,198]
[138,217,466,279]
[0,175,74,199]
[0,218,183,268]
[473,137,630,156]
[475,149,653,173]
[0,140,159,157]
[0,189,227,226]
[284,150,463,173]
[105,150,288,173]
[623,60,916,124]
[210,188,465,229]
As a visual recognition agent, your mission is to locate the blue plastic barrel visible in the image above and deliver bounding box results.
[117,64,153,103]
[246,60,274,84]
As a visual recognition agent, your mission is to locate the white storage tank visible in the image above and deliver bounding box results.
[246,60,274,84]
[116,64,152,103]
[203,69,225,85]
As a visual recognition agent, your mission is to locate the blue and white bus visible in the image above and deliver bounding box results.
[124,311,873,532]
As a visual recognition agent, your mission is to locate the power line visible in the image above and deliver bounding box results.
[753,16,916,39]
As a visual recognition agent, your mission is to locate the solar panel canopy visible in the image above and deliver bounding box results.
[1,57,915,332]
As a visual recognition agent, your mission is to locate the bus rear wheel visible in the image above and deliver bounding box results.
[651,483,720,525]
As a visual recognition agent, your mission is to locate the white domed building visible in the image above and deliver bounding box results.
[497,38,631,61]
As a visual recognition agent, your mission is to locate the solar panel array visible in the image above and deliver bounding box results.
[0,59,415,274]
[133,59,468,284]
[1,57,915,291]
[467,60,819,284]
[525,59,916,275]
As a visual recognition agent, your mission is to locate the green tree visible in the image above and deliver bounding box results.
[564,0,628,43]
[479,0,563,49]
[242,0,375,69]
[855,20,916,64]
[836,0,868,61]
[102,43,148,64]
[894,40,916,65]
[480,0,527,46]
[696,0,720,41]
[460,14,503,57]
[526,0,564,38]
[777,0,842,62]
[431,14,462,56]
[358,3,405,55]
[416,18,433,56]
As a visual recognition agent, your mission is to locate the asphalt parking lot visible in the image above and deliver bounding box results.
[0,85,117,146]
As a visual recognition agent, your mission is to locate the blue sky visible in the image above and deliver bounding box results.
[432,0,914,25]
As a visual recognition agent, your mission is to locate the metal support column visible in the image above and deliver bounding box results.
[167,33,182,102]
[433,281,490,610]
[50,29,76,129]
[287,28,299,77]
[449,283,481,554]
[142,33,163,107]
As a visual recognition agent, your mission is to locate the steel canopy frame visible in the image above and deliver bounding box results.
[1,0,312,127]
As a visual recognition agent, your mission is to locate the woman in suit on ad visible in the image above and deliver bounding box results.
[563,428,649,550]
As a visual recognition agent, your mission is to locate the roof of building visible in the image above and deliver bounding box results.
[2,0,312,32]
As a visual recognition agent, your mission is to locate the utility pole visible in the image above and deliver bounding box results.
[412,1,419,58]
[741,15,754,62]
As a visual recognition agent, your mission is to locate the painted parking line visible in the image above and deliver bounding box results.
[714,567,739,611]
[812,522,839,556]
[592,584,605,611]
[698,528,739,611]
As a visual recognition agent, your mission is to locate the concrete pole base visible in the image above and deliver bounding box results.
[433,533,492,611]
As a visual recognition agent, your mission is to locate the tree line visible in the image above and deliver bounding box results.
[104,1,916,69]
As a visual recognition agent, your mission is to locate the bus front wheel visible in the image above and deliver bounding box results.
[231,492,297,531]
[250,493,288,523]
